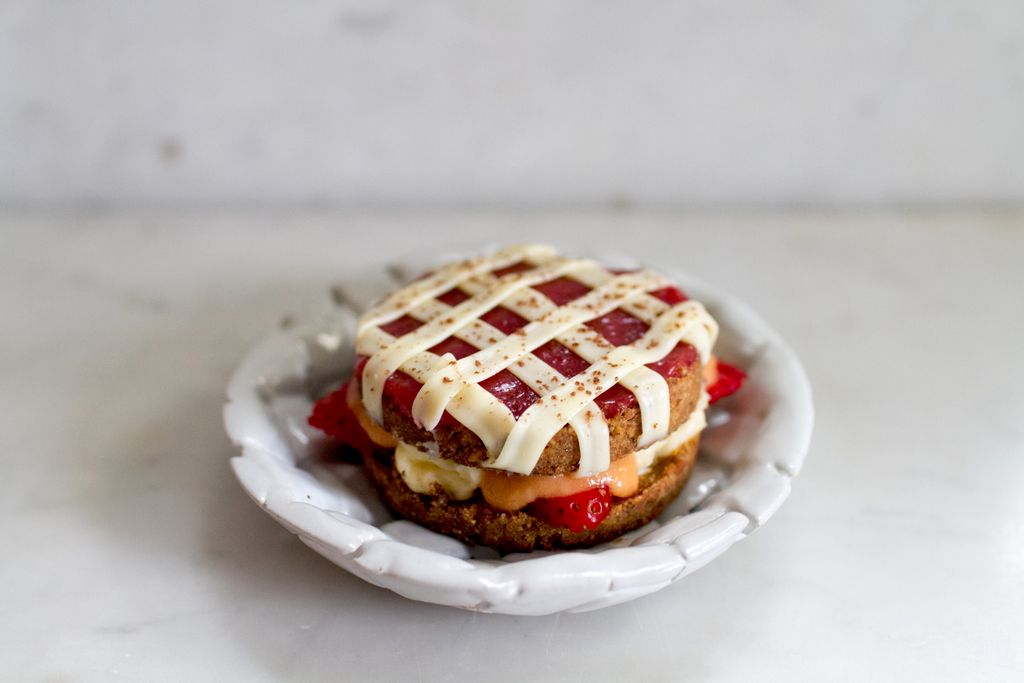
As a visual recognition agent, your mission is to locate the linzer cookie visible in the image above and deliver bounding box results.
[309,245,746,552]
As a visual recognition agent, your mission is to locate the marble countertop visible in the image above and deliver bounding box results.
[3,211,1023,681]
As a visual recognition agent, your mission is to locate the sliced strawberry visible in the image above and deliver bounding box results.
[707,360,746,404]
[308,381,376,457]
[532,486,612,533]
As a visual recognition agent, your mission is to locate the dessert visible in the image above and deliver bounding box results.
[309,244,745,553]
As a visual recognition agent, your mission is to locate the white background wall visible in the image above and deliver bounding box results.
[2,0,1023,208]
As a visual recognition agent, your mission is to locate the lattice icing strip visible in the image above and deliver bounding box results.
[430,311,613,474]
[355,246,719,475]
[491,301,718,473]
[459,275,558,317]
[358,312,614,472]
[460,266,671,327]
[467,269,677,441]
[569,266,673,324]
[357,244,558,334]
[554,327,672,448]
[467,270,676,447]
[411,269,670,431]
[360,255,595,421]
[370,348,518,455]
[359,264,683,469]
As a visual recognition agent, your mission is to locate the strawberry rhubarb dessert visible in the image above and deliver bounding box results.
[309,244,744,552]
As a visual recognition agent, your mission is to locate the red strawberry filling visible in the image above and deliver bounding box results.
[706,360,746,404]
[531,486,612,533]
[308,381,376,457]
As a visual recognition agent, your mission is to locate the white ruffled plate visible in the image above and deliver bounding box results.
[223,264,813,615]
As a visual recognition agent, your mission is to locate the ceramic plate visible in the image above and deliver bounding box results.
[223,260,813,615]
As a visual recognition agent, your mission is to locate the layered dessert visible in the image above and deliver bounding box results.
[309,244,745,553]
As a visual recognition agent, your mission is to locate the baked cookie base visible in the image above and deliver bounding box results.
[362,435,701,554]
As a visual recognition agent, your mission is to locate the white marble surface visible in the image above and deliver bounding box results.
[2,212,1023,681]
[3,1,1024,206]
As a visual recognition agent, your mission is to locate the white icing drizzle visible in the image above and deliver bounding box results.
[411,269,668,431]
[357,244,557,335]
[360,252,589,422]
[491,300,716,473]
[355,245,719,475]
[635,391,709,474]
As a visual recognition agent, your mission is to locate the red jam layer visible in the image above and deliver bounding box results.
[308,380,377,457]
[361,269,699,427]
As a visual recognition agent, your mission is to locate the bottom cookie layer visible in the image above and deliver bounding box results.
[362,435,700,554]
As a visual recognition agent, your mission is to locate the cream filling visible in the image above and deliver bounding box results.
[393,393,709,500]
[394,441,482,501]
